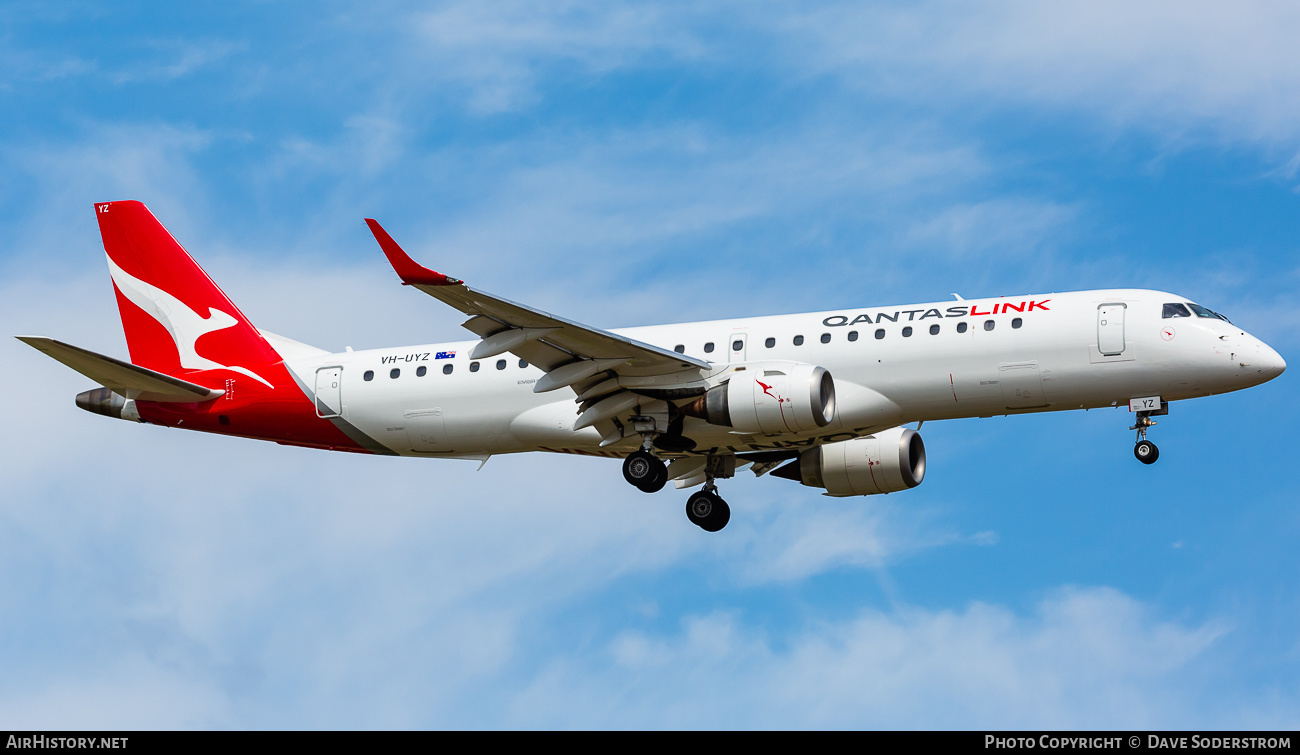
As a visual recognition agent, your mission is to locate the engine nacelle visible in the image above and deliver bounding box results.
[684,362,836,435]
[75,387,141,422]
[775,427,926,496]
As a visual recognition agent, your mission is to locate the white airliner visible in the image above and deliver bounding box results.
[19,201,1286,531]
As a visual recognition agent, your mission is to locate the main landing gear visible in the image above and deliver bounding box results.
[623,448,667,492]
[621,441,733,532]
[1129,402,1168,465]
[686,489,730,533]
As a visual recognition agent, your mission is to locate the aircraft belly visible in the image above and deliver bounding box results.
[510,401,603,446]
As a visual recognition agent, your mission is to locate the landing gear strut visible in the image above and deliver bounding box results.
[622,441,734,531]
[1130,404,1166,465]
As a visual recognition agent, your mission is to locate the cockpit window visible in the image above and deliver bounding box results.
[1186,302,1231,322]
[1162,303,1192,319]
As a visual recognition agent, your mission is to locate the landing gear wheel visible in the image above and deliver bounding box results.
[1134,440,1159,465]
[686,491,731,532]
[640,463,668,493]
[1129,408,1164,466]
[623,450,667,492]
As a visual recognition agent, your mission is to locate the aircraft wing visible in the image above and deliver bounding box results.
[16,336,224,402]
[366,220,709,392]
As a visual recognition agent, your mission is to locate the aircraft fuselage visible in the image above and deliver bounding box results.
[205,288,1284,459]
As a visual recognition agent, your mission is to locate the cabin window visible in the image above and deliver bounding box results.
[765,337,776,348]
[848,331,858,342]
[364,370,374,381]
[1162,303,1192,319]
[902,326,913,337]
[732,339,744,352]
[984,320,995,331]
[929,324,940,335]
[820,333,831,344]
[793,335,804,346]
[416,366,427,377]
[704,342,715,353]
[519,359,528,368]
[496,359,507,370]
[874,329,885,340]
[390,368,400,379]
[443,364,454,375]
[674,344,685,353]
[957,322,968,333]
[470,361,480,372]
[1012,318,1023,329]
[218,414,230,426]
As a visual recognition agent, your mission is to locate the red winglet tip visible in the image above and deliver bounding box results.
[364,218,461,287]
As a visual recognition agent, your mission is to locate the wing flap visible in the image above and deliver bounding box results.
[16,336,224,402]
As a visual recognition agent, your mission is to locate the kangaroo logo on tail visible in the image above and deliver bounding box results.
[105,253,274,388]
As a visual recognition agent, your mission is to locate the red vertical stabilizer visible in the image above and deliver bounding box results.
[95,200,281,387]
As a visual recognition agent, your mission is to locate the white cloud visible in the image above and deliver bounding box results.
[407,1,708,113]
[171,115,1072,324]
[347,1,1300,144]
[782,0,1300,144]
[0,28,240,88]
[0,657,232,730]
[508,587,1247,728]
[1,124,213,270]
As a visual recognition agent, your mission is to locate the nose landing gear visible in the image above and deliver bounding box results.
[1129,402,1167,465]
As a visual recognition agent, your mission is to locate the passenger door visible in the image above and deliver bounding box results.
[314,367,342,417]
[1097,303,1126,356]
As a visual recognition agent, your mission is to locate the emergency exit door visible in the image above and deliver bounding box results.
[729,333,748,362]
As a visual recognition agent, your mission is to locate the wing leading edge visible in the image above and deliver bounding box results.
[364,219,709,388]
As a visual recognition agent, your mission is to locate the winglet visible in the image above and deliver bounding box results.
[364,219,463,286]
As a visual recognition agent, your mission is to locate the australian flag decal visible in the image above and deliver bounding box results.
[436,351,456,359]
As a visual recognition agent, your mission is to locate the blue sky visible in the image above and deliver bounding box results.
[1,1,1297,728]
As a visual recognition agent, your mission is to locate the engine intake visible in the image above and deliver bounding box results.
[773,427,926,496]
[682,362,835,435]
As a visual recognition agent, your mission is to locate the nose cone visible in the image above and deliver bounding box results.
[1240,335,1286,386]
[1259,342,1286,381]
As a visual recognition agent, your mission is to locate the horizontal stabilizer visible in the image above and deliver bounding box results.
[16,336,224,402]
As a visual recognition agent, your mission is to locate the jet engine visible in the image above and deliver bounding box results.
[681,362,836,435]
[772,426,926,496]
[75,387,141,422]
